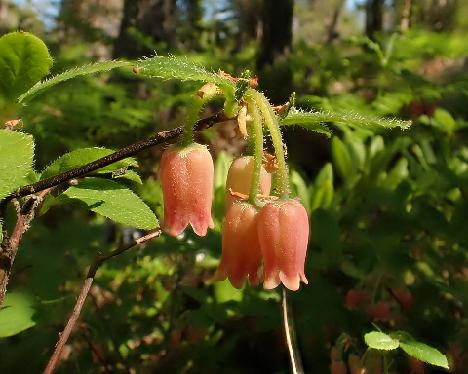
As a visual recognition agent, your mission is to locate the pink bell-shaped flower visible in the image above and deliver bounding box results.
[225,156,271,207]
[159,143,214,237]
[257,199,309,291]
[215,202,262,288]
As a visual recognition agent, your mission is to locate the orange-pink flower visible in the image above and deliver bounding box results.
[215,202,262,288]
[225,156,271,207]
[159,143,214,237]
[257,199,309,291]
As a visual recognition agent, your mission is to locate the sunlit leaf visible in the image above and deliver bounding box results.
[62,177,158,229]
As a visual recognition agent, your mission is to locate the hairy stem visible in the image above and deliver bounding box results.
[43,229,162,374]
[245,95,264,206]
[181,98,204,146]
[250,90,289,198]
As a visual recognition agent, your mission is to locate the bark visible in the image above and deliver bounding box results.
[365,0,384,40]
[257,0,294,103]
[114,0,177,58]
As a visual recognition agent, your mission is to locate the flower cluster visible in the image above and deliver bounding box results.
[158,91,310,291]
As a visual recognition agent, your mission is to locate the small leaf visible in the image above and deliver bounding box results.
[0,130,34,201]
[62,177,158,229]
[41,147,138,180]
[18,60,131,103]
[400,339,449,369]
[433,108,456,133]
[331,137,352,180]
[214,279,243,303]
[0,32,52,101]
[364,331,400,350]
[0,292,36,338]
[291,170,311,212]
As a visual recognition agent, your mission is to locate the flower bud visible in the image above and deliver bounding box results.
[225,156,271,207]
[159,143,214,237]
[257,199,309,291]
[215,202,262,288]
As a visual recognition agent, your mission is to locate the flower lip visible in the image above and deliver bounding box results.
[257,199,309,291]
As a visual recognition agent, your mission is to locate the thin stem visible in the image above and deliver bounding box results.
[43,229,162,374]
[181,98,203,146]
[245,95,264,206]
[282,288,304,374]
[250,89,289,198]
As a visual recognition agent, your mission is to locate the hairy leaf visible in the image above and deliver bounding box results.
[281,110,332,137]
[364,331,400,350]
[18,60,132,103]
[62,177,158,229]
[0,130,34,200]
[136,56,236,91]
[400,339,449,369]
[41,147,138,180]
[0,32,52,101]
[0,293,36,338]
[283,108,410,132]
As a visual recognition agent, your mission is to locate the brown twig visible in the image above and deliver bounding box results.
[9,111,226,200]
[0,188,52,305]
[43,229,162,374]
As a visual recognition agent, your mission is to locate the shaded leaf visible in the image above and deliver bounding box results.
[41,147,137,180]
[0,293,36,338]
[62,177,158,229]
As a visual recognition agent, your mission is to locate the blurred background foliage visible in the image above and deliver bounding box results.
[0,0,468,372]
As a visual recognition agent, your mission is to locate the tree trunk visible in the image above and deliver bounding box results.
[365,0,384,39]
[257,0,294,103]
[114,0,176,58]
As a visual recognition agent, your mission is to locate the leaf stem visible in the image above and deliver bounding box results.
[251,89,289,198]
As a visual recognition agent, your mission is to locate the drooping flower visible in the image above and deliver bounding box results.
[215,202,262,288]
[159,143,214,237]
[257,199,309,291]
[225,156,271,207]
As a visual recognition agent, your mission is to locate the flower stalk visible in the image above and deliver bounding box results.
[250,89,290,199]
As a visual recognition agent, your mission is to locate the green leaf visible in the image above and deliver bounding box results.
[331,137,352,180]
[0,292,36,338]
[214,279,243,303]
[281,109,331,137]
[364,331,400,350]
[432,108,456,133]
[41,147,138,180]
[62,177,158,229]
[291,170,311,212]
[0,130,34,200]
[311,163,334,211]
[136,56,236,92]
[0,32,52,101]
[284,108,410,131]
[18,60,131,103]
[400,339,449,369]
